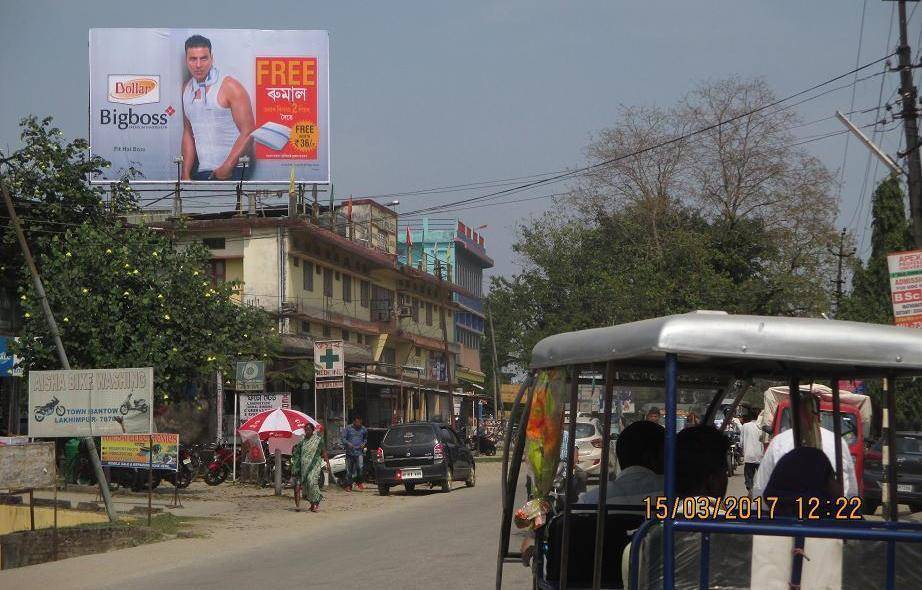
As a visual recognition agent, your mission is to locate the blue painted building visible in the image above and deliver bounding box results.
[398,218,493,396]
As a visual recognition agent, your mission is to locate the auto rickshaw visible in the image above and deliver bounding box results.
[496,311,922,589]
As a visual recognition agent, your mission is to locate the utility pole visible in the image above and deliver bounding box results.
[435,259,454,420]
[1,181,117,522]
[487,303,502,420]
[896,0,922,247]
[829,228,856,317]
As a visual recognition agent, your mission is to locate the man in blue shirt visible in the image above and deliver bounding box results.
[341,415,368,491]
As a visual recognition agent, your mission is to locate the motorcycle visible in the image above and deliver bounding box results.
[203,440,241,486]
[477,434,498,456]
[34,396,65,422]
[726,429,743,477]
[165,444,197,488]
[119,393,149,415]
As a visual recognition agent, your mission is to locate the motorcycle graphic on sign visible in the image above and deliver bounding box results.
[34,396,66,422]
[119,393,149,415]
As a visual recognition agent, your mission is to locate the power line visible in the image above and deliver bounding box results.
[399,53,896,218]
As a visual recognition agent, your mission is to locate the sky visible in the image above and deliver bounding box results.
[0,1,914,281]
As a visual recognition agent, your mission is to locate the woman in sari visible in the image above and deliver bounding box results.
[291,422,332,512]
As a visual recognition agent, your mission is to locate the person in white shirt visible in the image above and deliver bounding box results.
[740,417,764,495]
[752,426,858,498]
[579,420,664,505]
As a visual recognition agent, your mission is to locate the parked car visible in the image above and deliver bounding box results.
[573,418,616,479]
[373,421,475,496]
[863,432,922,514]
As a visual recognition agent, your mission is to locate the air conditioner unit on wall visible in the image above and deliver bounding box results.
[397,305,413,318]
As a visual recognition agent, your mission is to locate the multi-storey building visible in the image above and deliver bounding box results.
[398,218,494,420]
[153,199,464,445]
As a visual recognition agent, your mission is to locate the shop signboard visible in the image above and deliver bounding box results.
[239,392,291,422]
[100,433,179,471]
[888,249,922,328]
[0,336,22,377]
[313,340,344,378]
[235,360,266,392]
[89,28,330,183]
[28,368,153,437]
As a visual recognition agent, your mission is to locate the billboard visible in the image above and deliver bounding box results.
[28,368,154,437]
[313,340,344,378]
[887,249,922,328]
[235,360,266,392]
[89,29,330,183]
[101,434,179,471]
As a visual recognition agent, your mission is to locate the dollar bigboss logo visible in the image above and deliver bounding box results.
[107,75,160,105]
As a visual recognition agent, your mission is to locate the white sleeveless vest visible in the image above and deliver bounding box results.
[182,73,238,172]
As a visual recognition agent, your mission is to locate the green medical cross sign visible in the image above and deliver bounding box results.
[319,348,340,369]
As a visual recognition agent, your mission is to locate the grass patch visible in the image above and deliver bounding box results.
[125,513,201,535]
[475,455,505,463]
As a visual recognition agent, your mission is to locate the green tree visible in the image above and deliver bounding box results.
[839,176,911,323]
[13,223,276,403]
[839,176,920,430]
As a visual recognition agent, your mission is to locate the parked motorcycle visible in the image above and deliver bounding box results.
[203,440,241,486]
[34,396,65,422]
[726,429,743,477]
[165,444,197,488]
[476,434,498,456]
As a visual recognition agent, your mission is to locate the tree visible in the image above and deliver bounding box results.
[840,176,911,323]
[2,116,276,407]
[13,222,276,404]
[839,176,920,430]
[487,77,840,378]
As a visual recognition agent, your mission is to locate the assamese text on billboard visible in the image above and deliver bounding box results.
[89,29,330,184]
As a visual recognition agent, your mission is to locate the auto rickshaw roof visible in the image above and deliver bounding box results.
[529,311,922,378]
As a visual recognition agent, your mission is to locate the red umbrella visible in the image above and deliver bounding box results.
[239,408,321,441]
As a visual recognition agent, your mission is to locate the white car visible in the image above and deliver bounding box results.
[573,418,617,478]
[321,453,348,486]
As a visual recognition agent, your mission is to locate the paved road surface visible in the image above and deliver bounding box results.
[1,463,533,590]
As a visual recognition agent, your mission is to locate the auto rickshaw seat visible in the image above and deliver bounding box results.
[543,508,645,589]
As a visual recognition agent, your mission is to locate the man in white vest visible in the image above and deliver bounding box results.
[181,34,255,181]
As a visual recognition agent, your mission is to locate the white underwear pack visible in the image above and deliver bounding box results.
[251,122,291,151]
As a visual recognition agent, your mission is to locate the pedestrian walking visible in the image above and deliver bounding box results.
[740,415,764,495]
[341,414,368,491]
[291,422,332,512]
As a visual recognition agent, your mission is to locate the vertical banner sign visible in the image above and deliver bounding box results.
[28,368,153,437]
[88,29,330,183]
[887,250,922,328]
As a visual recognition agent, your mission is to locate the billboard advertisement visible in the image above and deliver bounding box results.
[887,249,922,328]
[101,434,179,471]
[28,368,154,437]
[89,28,330,183]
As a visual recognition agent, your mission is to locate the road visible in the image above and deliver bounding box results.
[0,461,533,590]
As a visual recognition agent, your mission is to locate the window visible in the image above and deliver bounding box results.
[412,298,420,322]
[303,261,314,291]
[323,267,333,297]
[360,280,370,308]
[202,237,225,250]
[322,325,331,337]
[415,347,421,356]
[342,330,349,342]
[207,260,226,286]
[343,274,352,303]
[301,321,311,334]
[426,302,433,326]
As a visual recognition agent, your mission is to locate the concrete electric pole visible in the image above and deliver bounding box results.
[896,0,922,247]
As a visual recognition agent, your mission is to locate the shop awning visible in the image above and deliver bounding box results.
[280,335,374,365]
[349,371,419,388]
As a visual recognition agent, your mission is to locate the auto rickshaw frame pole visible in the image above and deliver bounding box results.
[789,377,802,447]
[663,354,678,590]
[495,375,534,590]
[558,368,581,590]
[831,380,844,486]
[591,362,616,590]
